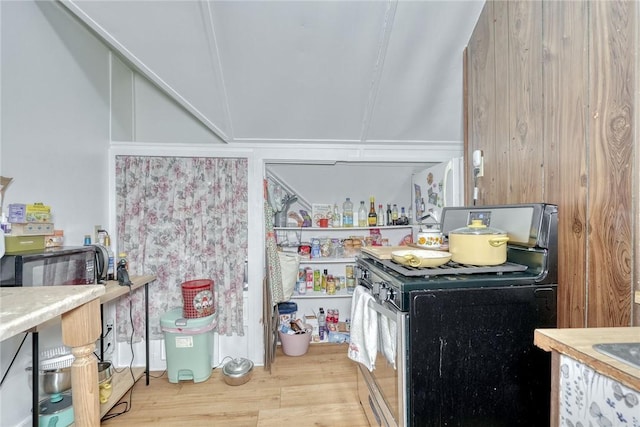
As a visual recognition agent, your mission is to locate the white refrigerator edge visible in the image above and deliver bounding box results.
[412,156,464,225]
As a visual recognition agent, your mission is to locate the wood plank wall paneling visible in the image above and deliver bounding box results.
[466,0,495,205]
[466,0,637,328]
[587,0,634,327]
[493,1,510,205]
[636,1,640,327]
[543,0,589,327]
[507,1,544,203]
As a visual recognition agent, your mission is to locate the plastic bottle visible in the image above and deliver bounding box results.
[342,198,353,227]
[367,197,377,227]
[104,235,115,281]
[318,307,326,341]
[332,204,341,228]
[358,201,367,227]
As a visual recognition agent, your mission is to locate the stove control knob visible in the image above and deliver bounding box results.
[378,284,394,302]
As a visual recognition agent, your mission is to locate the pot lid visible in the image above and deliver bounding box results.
[451,219,505,235]
[222,357,254,378]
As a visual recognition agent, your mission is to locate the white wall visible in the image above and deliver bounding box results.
[0,1,112,425]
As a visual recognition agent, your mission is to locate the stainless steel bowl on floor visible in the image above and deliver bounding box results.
[26,367,72,394]
[222,358,254,386]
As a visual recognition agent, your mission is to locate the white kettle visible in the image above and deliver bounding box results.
[415,212,443,249]
[416,225,443,249]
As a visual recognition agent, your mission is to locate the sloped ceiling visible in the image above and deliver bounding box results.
[60,0,485,146]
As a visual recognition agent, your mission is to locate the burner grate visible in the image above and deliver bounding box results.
[374,258,528,277]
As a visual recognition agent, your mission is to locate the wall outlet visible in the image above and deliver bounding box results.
[102,319,114,355]
[94,225,102,244]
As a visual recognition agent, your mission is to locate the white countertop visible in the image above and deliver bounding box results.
[0,285,105,341]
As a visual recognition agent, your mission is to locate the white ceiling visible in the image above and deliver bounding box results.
[60,0,485,146]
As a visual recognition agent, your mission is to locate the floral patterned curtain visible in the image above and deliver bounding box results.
[114,156,248,342]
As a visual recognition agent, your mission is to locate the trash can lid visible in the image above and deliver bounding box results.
[160,308,215,329]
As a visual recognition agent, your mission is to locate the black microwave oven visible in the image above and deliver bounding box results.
[0,246,96,287]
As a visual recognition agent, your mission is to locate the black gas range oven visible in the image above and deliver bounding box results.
[354,203,558,427]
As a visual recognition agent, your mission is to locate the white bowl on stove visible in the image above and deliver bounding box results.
[391,249,452,268]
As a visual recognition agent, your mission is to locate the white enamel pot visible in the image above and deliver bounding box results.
[416,227,443,249]
[448,220,509,266]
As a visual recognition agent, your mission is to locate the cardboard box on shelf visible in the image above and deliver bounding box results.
[8,203,52,223]
[10,222,54,236]
[4,235,45,254]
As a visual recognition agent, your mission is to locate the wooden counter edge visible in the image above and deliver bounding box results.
[534,329,640,392]
[100,275,156,304]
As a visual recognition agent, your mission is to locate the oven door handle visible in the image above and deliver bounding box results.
[367,300,397,319]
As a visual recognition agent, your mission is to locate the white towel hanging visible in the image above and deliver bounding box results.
[348,286,377,371]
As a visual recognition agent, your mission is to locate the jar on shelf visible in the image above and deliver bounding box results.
[320,238,334,258]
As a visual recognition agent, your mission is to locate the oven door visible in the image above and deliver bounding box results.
[357,298,407,427]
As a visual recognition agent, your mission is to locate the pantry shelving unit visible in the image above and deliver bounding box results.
[274,225,413,337]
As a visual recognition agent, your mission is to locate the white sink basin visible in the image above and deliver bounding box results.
[593,343,640,369]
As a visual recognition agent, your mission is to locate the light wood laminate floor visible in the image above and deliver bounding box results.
[101,343,369,426]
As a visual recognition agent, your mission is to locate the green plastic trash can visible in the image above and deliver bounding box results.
[161,308,216,383]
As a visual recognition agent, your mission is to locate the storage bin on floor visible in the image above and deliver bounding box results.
[161,308,215,383]
[278,330,311,356]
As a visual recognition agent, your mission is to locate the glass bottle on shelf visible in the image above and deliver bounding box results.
[367,197,377,227]
[377,204,384,226]
[322,269,328,293]
[343,197,353,228]
[392,204,399,225]
[386,204,392,226]
[358,201,367,227]
[332,204,341,227]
